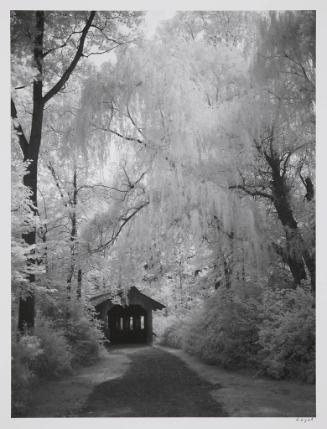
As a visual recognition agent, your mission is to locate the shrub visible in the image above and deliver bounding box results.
[11,334,43,416]
[12,289,106,415]
[158,315,186,348]
[37,290,105,366]
[12,320,73,415]
[182,285,263,368]
[258,287,315,383]
[153,312,175,342]
[31,316,73,378]
[162,282,315,384]
[60,299,105,366]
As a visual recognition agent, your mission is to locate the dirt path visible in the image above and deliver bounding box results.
[25,346,131,417]
[77,346,227,417]
[25,344,315,418]
[163,347,315,417]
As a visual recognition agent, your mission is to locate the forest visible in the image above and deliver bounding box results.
[11,10,315,416]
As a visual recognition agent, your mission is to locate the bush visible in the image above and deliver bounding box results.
[64,305,104,366]
[31,316,73,378]
[11,334,43,416]
[258,287,315,383]
[54,298,105,366]
[37,290,105,366]
[182,285,262,368]
[158,315,186,348]
[160,282,315,384]
[11,296,105,414]
[12,320,73,415]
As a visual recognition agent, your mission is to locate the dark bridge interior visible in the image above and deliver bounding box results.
[108,304,148,344]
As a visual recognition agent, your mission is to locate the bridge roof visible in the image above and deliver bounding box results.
[88,286,165,311]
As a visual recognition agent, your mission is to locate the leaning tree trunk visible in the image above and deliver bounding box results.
[268,153,315,292]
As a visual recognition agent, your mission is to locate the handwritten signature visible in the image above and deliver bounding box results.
[296,417,315,423]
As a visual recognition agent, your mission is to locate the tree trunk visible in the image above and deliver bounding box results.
[13,11,96,330]
[18,160,39,331]
[268,153,314,291]
[18,11,44,331]
[40,223,49,274]
[77,269,82,298]
[303,249,315,294]
[67,169,78,291]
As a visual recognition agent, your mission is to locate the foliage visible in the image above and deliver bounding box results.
[161,282,315,383]
[11,319,73,416]
[37,289,105,366]
[31,316,73,378]
[156,314,186,348]
[11,159,42,296]
[258,286,315,383]
[11,292,105,414]
[62,300,105,366]
[181,283,263,368]
[11,334,42,415]
[12,317,73,390]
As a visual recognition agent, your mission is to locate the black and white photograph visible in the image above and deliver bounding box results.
[5,0,324,423]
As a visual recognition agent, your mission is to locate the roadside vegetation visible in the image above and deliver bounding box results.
[159,282,315,384]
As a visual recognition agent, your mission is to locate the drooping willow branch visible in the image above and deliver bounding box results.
[89,200,150,253]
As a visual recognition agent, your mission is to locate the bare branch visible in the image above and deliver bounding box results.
[126,104,144,136]
[89,24,121,43]
[82,45,120,57]
[122,165,133,188]
[92,123,145,145]
[281,151,292,178]
[43,12,96,104]
[77,183,129,194]
[90,201,149,253]
[133,171,146,187]
[283,52,315,87]
[42,30,74,58]
[47,162,70,207]
[89,23,138,45]
[229,184,274,201]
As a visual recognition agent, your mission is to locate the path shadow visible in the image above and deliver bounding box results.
[78,346,227,417]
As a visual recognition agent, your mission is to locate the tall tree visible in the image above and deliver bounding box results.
[11,10,142,330]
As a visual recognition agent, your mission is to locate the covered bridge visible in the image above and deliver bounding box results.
[89,286,165,344]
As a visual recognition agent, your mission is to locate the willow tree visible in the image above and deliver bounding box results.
[77,20,269,298]
[11,10,142,330]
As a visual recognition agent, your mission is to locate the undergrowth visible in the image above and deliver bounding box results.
[12,291,105,416]
[159,283,315,384]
